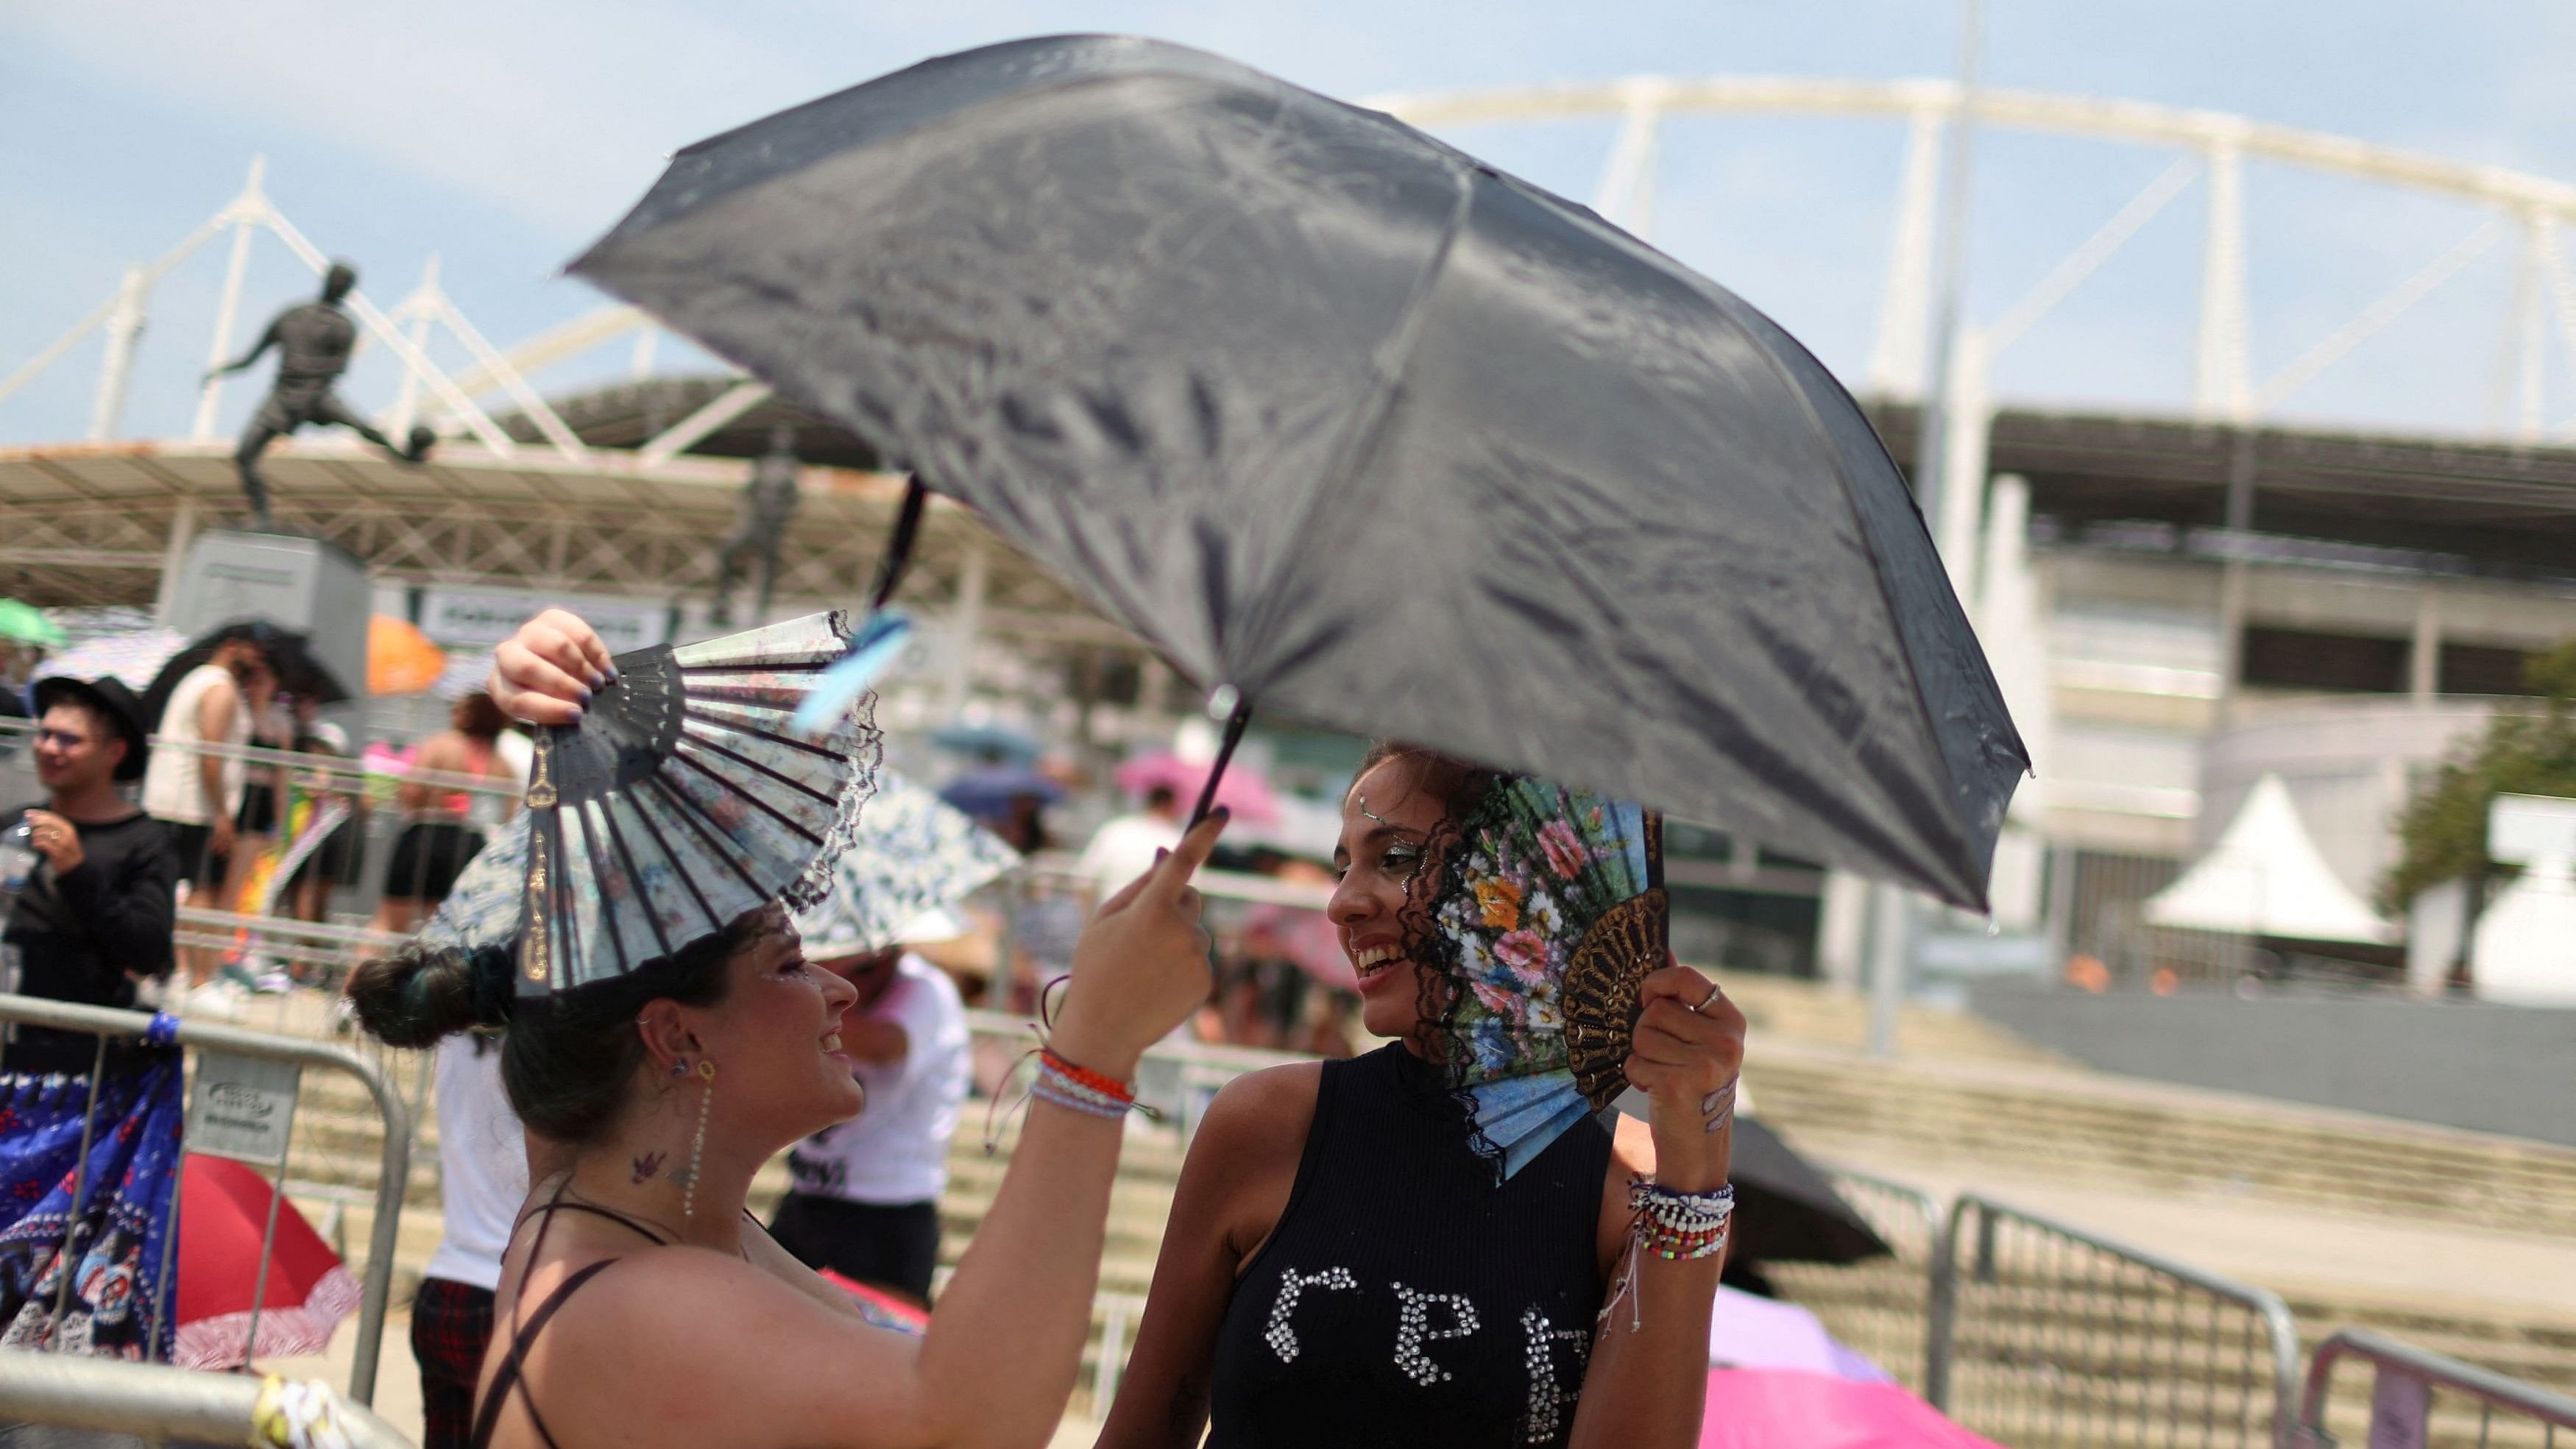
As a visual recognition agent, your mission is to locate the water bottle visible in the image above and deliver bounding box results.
[0,821,35,895]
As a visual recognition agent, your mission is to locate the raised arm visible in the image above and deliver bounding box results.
[1569,966,1747,1449]
[205,317,280,379]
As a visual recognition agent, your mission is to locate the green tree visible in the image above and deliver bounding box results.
[2379,639,2576,913]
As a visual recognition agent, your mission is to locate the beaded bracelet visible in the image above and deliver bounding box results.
[1032,1064,1133,1120]
[1630,1180,1736,1261]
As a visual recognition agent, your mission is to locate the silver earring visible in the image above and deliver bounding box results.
[679,1059,715,1225]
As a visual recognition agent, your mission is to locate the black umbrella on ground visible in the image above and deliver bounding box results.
[138,620,348,734]
[1724,1116,1892,1267]
[571,35,2027,907]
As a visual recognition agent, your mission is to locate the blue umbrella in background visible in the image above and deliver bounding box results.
[937,765,1064,822]
[928,722,1043,768]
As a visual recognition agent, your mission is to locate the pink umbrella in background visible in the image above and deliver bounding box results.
[1699,1371,2006,1449]
[1701,1287,2000,1449]
[1114,751,1280,823]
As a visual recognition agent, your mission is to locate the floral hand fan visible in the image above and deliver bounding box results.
[503,612,881,996]
[1419,777,1665,1180]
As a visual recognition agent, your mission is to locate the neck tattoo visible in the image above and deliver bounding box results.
[629,1151,666,1185]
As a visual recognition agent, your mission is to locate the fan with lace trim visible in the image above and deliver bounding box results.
[447,611,885,996]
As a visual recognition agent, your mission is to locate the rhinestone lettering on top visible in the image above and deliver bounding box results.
[1262,1266,1359,1364]
[1518,1306,1592,1442]
[1390,1283,1481,1386]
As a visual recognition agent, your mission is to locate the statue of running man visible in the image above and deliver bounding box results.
[205,260,434,529]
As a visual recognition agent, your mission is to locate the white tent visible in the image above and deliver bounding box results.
[2144,775,2399,944]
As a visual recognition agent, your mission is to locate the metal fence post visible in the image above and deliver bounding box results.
[1925,1194,1968,1410]
[0,995,411,1406]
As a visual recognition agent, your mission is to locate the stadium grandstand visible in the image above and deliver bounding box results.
[7,79,2576,989]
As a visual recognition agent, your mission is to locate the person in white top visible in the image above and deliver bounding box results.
[138,627,272,988]
[1075,783,1185,904]
[412,1031,532,1449]
[768,910,971,1308]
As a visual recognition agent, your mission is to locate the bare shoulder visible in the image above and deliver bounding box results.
[1191,1060,1322,1165]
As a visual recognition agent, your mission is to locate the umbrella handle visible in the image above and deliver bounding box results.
[868,478,930,610]
[1188,695,1254,828]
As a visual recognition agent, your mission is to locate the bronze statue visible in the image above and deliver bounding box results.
[205,261,435,530]
[709,424,804,626]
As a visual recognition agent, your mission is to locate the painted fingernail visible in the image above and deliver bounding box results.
[602,665,619,684]
[587,669,606,690]
[577,685,594,703]
[565,704,585,723]
[1212,805,1231,822]
[1154,848,1170,862]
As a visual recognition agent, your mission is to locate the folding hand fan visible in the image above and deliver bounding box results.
[1419,777,1666,1179]
[406,612,880,997]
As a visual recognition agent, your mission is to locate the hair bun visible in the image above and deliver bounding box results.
[346,943,483,1048]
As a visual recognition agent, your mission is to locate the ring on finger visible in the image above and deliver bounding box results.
[1692,982,1724,1014]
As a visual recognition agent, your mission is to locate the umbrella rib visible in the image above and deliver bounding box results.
[573,802,636,978]
[1231,163,1481,669]
[621,790,724,938]
[596,800,676,964]
[640,775,771,900]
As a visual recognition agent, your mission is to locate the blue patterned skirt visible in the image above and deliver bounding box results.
[0,1050,185,1359]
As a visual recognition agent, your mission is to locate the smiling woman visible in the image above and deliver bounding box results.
[343,608,1233,1449]
[1095,742,1747,1449]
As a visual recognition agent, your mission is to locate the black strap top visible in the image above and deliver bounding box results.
[1207,1044,1614,1448]
[468,1194,675,1449]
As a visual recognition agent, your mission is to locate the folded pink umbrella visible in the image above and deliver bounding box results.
[1114,750,1281,823]
[1700,1369,2005,1449]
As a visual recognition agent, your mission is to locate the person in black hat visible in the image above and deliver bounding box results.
[2,675,181,1074]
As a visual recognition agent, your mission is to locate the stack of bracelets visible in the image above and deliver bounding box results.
[1630,1180,1736,1261]
[1032,1048,1139,1121]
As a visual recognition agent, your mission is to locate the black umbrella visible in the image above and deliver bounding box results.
[571,35,2027,906]
[138,620,348,734]
[1725,1116,1892,1267]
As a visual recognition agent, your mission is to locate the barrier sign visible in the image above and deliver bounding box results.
[420,587,670,652]
[186,1052,302,1167]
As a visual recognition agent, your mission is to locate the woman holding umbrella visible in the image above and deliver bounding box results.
[349,609,1234,1449]
[1097,745,1746,1449]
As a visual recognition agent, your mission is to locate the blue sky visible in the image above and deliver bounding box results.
[9,0,2576,447]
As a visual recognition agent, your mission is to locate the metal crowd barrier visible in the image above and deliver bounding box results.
[0,1353,415,1448]
[0,993,411,1407]
[2291,1328,2576,1449]
[1767,1166,1947,1394]
[1928,1192,2302,1449]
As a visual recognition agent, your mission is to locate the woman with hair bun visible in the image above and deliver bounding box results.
[347,609,1229,1449]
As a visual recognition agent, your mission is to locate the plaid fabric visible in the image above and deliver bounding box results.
[410,1276,495,1449]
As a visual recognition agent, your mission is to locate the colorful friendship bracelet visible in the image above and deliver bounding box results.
[1040,1048,1136,1105]
[1630,1180,1736,1261]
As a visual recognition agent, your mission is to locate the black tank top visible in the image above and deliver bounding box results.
[1208,1044,1613,1448]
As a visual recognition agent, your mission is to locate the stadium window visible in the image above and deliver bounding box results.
[2237,626,2407,693]
[2438,642,2536,696]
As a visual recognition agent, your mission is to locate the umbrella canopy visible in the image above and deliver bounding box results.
[138,621,350,735]
[1724,1116,1892,1267]
[570,35,2027,907]
[936,764,1064,821]
[2142,774,2399,944]
[1114,750,1280,825]
[29,628,186,692]
[0,599,65,649]
[1699,1370,2004,1449]
[367,614,447,696]
[174,1154,361,1369]
[791,768,1021,957]
[1706,1285,1890,1381]
[928,721,1043,767]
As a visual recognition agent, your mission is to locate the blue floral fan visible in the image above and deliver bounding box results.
[790,768,1021,958]
[411,612,882,997]
[1426,778,1666,1179]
